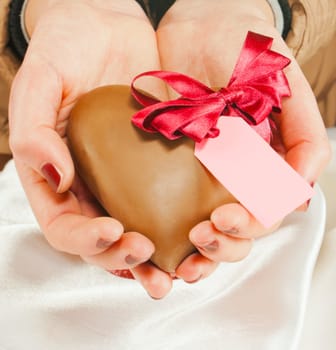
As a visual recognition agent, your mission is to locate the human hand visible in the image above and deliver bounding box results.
[156,0,331,283]
[9,0,175,299]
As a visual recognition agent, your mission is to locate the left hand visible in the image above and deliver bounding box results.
[146,0,331,284]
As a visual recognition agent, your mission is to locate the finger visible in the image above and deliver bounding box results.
[131,262,173,299]
[83,231,155,270]
[176,252,218,283]
[46,214,126,257]
[189,220,253,263]
[210,203,280,239]
[274,59,331,182]
[9,57,74,193]
[15,162,123,257]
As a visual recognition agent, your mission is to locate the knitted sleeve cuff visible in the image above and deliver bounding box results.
[266,0,292,39]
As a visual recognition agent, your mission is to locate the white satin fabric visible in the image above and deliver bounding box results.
[298,128,336,350]
[0,157,327,349]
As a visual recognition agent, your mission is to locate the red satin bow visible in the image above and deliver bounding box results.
[131,31,291,143]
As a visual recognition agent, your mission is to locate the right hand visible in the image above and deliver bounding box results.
[9,0,172,299]
[156,0,331,283]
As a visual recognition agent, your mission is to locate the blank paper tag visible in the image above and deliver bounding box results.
[194,117,314,228]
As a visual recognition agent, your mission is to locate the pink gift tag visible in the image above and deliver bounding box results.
[194,117,314,228]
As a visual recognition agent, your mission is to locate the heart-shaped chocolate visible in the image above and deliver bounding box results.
[67,85,236,272]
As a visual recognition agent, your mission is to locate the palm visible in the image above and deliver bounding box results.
[26,2,162,137]
[10,1,166,215]
[157,0,327,180]
[157,1,277,93]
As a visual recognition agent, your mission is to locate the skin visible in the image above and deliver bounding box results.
[9,0,331,299]
[156,0,331,280]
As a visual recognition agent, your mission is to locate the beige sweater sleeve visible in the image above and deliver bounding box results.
[0,0,20,154]
[286,0,336,65]
[0,0,20,81]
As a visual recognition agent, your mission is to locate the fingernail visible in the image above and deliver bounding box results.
[148,293,162,300]
[221,227,239,235]
[125,254,141,265]
[96,238,113,249]
[186,274,202,284]
[200,240,219,252]
[41,163,61,192]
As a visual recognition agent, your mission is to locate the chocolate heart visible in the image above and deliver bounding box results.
[67,86,236,272]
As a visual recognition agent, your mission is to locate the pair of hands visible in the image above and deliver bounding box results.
[9,0,330,299]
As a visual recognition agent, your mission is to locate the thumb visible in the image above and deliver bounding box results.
[277,61,331,183]
[9,56,74,193]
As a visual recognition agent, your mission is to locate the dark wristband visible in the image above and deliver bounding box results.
[278,0,292,39]
[8,0,28,60]
[135,0,175,28]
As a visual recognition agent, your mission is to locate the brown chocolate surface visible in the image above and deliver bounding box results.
[67,86,236,272]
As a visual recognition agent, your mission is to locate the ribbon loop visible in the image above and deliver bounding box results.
[131,31,291,143]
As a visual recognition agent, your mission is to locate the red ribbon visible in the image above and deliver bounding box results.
[131,31,291,143]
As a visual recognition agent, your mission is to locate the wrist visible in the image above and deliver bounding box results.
[24,0,149,39]
[24,0,50,39]
[256,0,277,26]
[222,0,274,25]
